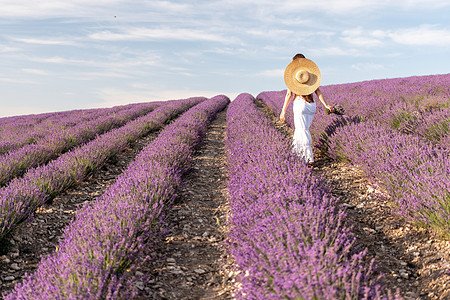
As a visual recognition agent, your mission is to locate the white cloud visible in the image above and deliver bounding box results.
[278,0,387,14]
[0,0,123,18]
[89,27,240,44]
[401,0,450,8]
[246,29,294,39]
[0,0,194,21]
[258,69,284,77]
[341,27,384,47]
[0,77,39,84]
[21,68,50,75]
[11,37,79,46]
[278,0,450,13]
[67,72,131,81]
[352,63,384,71]
[310,46,365,57]
[341,36,383,47]
[388,25,450,46]
[27,56,83,64]
[0,46,18,52]
[1,0,449,21]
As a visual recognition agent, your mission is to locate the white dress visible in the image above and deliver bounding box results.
[292,95,316,163]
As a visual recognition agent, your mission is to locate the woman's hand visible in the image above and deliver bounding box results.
[325,105,334,113]
[280,111,286,122]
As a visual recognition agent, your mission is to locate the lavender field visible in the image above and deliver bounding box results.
[1,73,449,299]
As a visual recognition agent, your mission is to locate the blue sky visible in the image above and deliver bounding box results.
[1,0,449,117]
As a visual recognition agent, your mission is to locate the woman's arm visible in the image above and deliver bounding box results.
[315,88,333,112]
[280,89,293,122]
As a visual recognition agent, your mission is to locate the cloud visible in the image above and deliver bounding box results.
[11,37,79,46]
[65,72,132,81]
[339,25,450,49]
[388,25,450,46]
[258,69,284,77]
[341,28,384,47]
[0,0,121,19]
[21,68,50,75]
[1,0,449,21]
[278,0,450,13]
[0,46,18,52]
[246,29,294,39]
[351,63,384,71]
[27,56,83,64]
[401,0,450,8]
[0,77,39,84]
[310,46,365,57]
[89,27,240,44]
[278,0,387,14]
[0,0,197,20]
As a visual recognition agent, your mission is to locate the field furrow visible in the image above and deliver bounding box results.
[132,108,233,299]
[2,95,229,299]
[0,102,161,186]
[0,105,138,155]
[0,123,160,294]
[0,97,204,242]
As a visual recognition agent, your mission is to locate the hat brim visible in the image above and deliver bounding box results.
[284,58,321,95]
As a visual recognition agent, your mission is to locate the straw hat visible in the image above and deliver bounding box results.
[284,58,321,95]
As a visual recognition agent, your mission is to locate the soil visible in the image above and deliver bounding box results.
[132,108,235,299]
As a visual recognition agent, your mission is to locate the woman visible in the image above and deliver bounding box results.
[280,53,333,166]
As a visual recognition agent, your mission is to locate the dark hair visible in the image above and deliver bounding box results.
[292,53,305,60]
[292,53,313,101]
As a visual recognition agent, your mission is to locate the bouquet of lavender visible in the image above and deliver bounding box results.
[325,104,345,115]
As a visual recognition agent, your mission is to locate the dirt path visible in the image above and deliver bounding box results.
[134,108,234,299]
[0,130,161,295]
[255,99,450,300]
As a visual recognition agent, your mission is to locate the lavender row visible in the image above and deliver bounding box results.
[4,95,229,299]
[0,97,205,241]
[321,74,450,146]
[0,104,144,155]
[0,111,58,133]
[0,102,163,187]
[225,93,384,299]
[326,120,450,238]
[258,73,450,148]
[0,108,100,154]
[320,74,450,125]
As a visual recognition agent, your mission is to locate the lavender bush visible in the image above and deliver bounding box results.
[0,105,134,155]
[0,97,205,241]
[257,73,450,147]
[4,95,229,299]
[327,121,450,238]
[226,93,385,299]
[0,102,160,186]
[415,108,450,147]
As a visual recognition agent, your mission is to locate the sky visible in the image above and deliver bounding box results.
[1,0,449,117]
